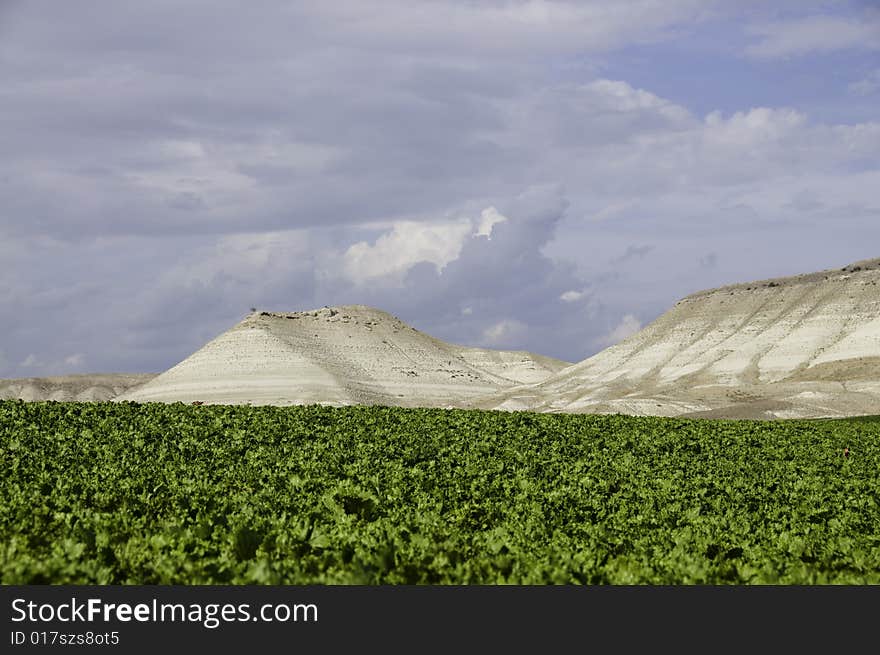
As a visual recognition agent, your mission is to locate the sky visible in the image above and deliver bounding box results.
[1,0,879,376]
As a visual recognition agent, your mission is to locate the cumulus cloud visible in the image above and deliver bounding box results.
[1,1,878,377]
[553,103,879,212]
[315,185,598,361]
[849,69,880,96]
[475,207,508,238]
[745,14,880,59]
[560,290,588,303]
[343,219,473,284]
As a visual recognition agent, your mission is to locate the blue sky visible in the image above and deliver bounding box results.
[1,0,878,376]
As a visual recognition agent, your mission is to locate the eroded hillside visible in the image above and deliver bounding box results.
[479,259,880,419]
[115,306,571,407]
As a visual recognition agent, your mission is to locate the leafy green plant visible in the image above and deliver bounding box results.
[1,400,878,584]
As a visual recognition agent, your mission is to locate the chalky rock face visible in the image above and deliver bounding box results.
[115,305,570,407]
[480,259,880,419]
[0,374,157,402]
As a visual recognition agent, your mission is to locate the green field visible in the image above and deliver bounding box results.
[1,400,878,584]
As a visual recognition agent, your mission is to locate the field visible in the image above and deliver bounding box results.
[1,400,878,584]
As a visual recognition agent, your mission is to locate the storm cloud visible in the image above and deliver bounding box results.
[1,1,878,376]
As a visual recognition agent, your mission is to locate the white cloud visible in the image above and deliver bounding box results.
[343,219,473,284]
[164,231,314,287]
[304,1,716,56]
[342,207,515,285]
[2,1,880,376]
[702,107,806,146]
[552,100,880,198]
[500,79,693,154]
[599,314,642,346]
[560,290,587,303]
[14,352,86,374]
[124,140,255,202]
[158,139,206,160]
[481,319,527,346]
[849,69,880,96]
[589,201,636,222]
[328,185,589,359]
[586,79,691,123]
[475,206,508,238]
[746,15,880,59]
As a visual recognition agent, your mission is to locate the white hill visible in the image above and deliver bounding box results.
[115,305,571,407]
[0,373,156,402]
[9,259,880,419]
[479,259,880,419]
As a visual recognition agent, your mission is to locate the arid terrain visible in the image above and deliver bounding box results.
[4,259,879,419]
[114,306,571,407]
[0,373,156,402]
[478,258,880,419]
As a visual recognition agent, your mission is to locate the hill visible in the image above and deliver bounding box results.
[478,259,880,419]
[115,305,571,407]
[0,373,156,402]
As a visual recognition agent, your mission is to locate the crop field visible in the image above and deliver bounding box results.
[1,400,878,584]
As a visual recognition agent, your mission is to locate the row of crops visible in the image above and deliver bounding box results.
[1,400,878,583]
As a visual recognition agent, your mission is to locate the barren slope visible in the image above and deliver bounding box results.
[478,259,880,419]
[0,373,157,402]
[116,306,570,407]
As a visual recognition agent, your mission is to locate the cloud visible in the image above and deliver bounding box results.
[481,319,528,347]
[598,314,643,347]
[17,352,85,374]
[0,1,719,245]
[613,245,655,264]
[1,1,879,378]
[499,79,693,156]
[64,353,86,368]
[745,14,880,59]
[560,290,588,303]
[165,191,206,212]
[343,219,473,284]
[294,1,717,56]
[475,207,507,238]
[849,69,880,96]
[315,185,600,361]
